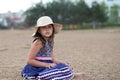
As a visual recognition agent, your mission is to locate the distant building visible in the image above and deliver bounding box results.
[0,16,8,29]
[0,10,26,29]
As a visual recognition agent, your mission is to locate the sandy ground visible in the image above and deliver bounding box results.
[0,28,120,80]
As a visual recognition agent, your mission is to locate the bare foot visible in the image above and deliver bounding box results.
[74,72,85,79]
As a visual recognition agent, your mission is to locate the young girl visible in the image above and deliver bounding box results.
[21,16,84,80]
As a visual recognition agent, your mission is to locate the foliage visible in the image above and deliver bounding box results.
[24,0,109,28]
[109,5,119,24]
[91,1,108,22]
[24,2,45,26]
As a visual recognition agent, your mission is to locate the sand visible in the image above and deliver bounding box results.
[0,28,120,80]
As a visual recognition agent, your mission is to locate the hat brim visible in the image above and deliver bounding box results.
[32,23,63,37]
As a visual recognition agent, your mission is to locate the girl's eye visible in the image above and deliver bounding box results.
[45,25,53,29]
[48,25,52,28]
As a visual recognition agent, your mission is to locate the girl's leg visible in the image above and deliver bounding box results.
[73,72,85,79]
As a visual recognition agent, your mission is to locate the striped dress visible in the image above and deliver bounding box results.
[21,41,74,80]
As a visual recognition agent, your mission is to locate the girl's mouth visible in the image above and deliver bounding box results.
[45,32,50,35]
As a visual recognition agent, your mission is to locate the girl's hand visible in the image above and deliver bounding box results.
[61,62,73,70]
[46,63,56,68]
[60,62,71,66]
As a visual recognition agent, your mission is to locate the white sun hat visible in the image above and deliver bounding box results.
[32,16,63,36]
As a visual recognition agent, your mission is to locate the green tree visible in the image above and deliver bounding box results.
[24,0,108,29]
[109,5,119,24]
[24,2,45,26]
[45,0,74,24]
[99,1,108,23]
[73,0,91,26]
[91,1,107,29]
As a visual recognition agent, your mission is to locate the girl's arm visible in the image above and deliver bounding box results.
[51,52,61,64]
[51,52,70,66]
[27,39,53,68]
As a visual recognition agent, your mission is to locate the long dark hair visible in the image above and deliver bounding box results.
[33,25,55,53]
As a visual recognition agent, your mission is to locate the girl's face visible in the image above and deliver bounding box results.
[38,24,53,39]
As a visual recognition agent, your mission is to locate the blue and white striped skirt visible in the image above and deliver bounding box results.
[21,59,74,80]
